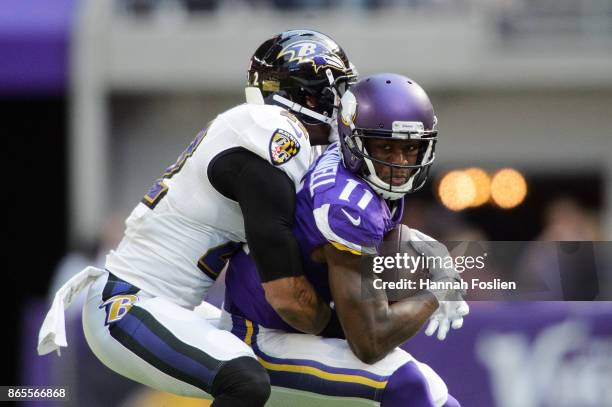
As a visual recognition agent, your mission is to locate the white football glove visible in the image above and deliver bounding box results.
[410,228,463,302]
[407,227,469,340]
[425,300,470,341]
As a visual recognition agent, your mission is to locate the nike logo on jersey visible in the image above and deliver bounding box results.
[341,208,361,226]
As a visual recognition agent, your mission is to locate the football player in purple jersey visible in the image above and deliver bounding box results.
[222,73,467,406]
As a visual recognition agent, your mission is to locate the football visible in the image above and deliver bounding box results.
[379,224,430,301]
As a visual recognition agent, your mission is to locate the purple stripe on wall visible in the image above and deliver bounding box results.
[0,0,77,94]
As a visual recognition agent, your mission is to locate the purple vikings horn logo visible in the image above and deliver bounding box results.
[276,40,346,73]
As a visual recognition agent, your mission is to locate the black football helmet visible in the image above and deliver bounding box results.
[246,29,357,126]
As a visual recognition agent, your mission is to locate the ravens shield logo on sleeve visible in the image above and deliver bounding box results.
[269,129,301,165]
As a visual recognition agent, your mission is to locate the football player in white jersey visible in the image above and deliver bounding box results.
[38,30,356,407]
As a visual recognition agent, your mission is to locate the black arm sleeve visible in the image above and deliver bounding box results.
[208,148,304,282]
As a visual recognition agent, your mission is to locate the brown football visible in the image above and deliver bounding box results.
[378,224,430,302]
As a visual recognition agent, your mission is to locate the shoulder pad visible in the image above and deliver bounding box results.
[222,103,310,166]
[312,176,386,255]
[239,104,309,143]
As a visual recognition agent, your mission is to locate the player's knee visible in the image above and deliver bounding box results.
[381,362,435,407]
[442,394,461,407]
[211,356,270,406]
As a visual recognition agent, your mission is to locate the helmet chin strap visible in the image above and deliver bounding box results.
[247,86,334,125]
[271,94,334,125]
[325,68,341,105]
[248,68,340,125]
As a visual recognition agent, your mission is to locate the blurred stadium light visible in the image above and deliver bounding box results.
[438,170,477,211]
[490,168,528,209]
[437,167,526,211]
[465,167,492,208]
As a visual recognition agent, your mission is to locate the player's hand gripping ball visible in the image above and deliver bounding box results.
[381,224,470,340]
[379,224,431,302]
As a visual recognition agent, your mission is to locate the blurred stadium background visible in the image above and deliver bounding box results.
[4,0,612,406]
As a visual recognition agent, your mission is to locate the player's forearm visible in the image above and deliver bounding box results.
[263,276,331,334]
[340,292,437,364]
[375,292,438,355]
[326,244,438,362]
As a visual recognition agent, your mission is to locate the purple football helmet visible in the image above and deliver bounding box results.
[338,73,438,200]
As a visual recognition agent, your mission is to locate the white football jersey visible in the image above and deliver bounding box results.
[105,103,311,308]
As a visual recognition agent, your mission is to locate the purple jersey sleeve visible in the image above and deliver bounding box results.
[311,169,388,255]
[294,143,403,256]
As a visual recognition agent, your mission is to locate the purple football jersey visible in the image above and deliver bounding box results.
[294,142,404,256]
[224,142,404,330]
